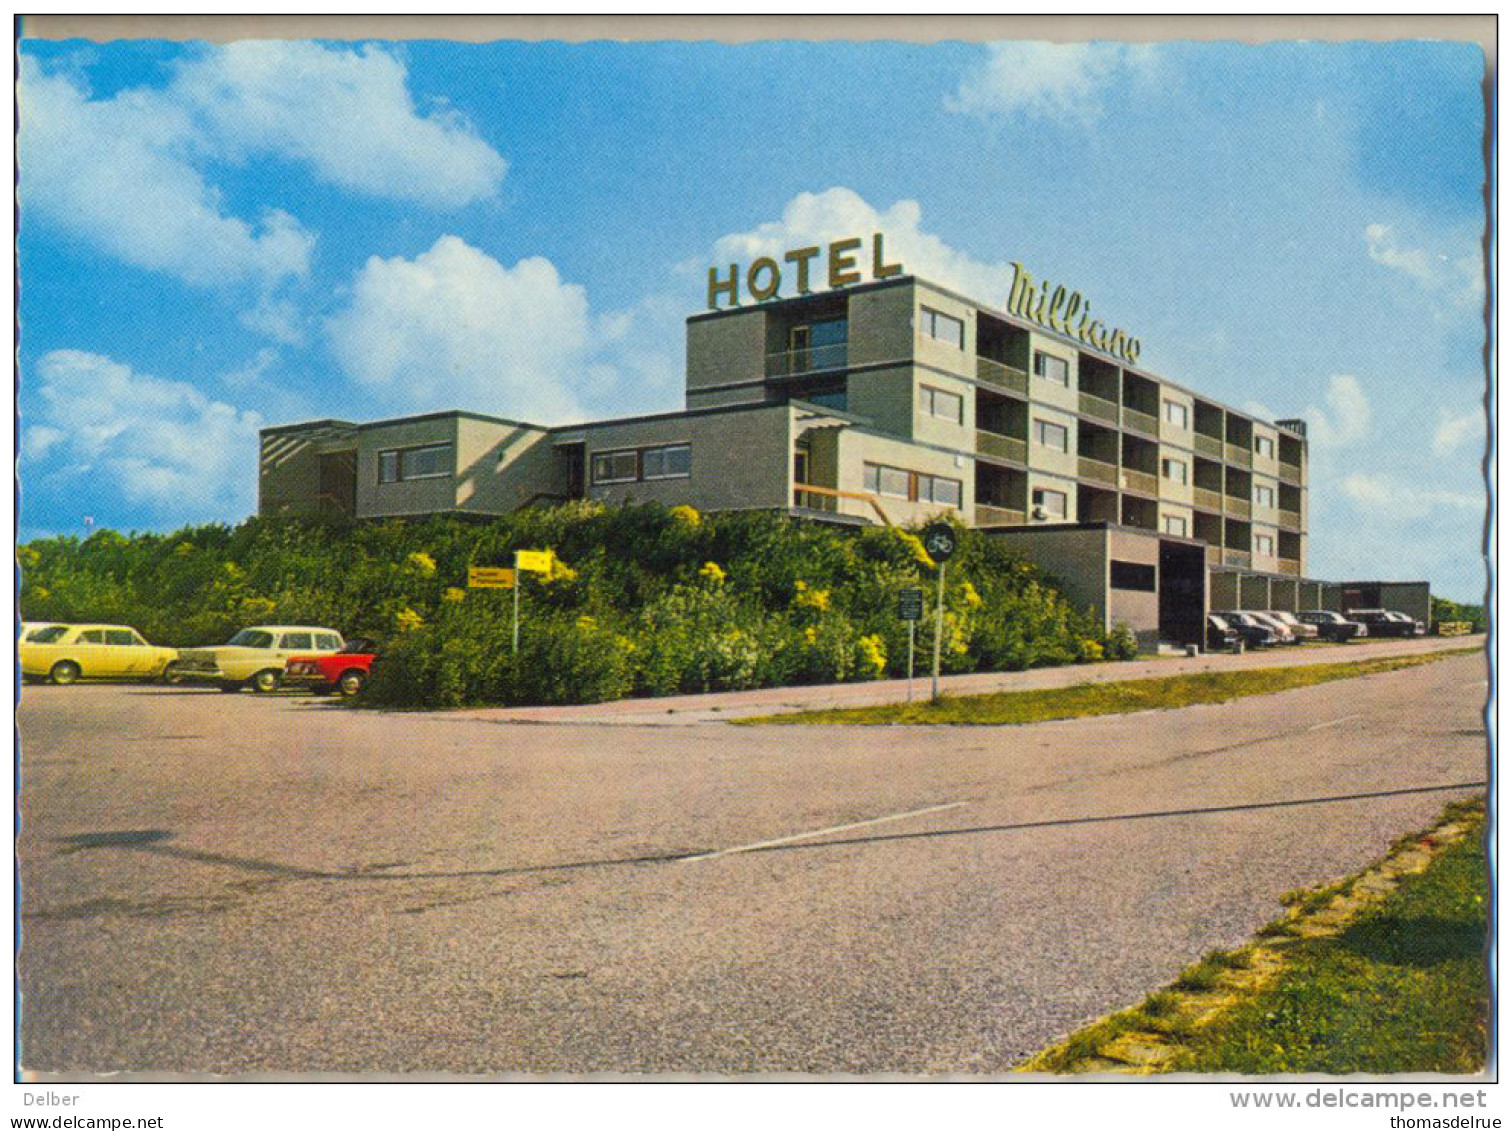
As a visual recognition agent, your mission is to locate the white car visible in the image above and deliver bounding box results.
[173,625,345,692]
[1264,610,1319,640]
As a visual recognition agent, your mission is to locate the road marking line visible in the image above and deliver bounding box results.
[1306,714,1365,732]
[681,801,970,863]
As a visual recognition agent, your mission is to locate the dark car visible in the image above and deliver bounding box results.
[1206,614,1240,652]
[1295,609,1365,642]
[1349,609,1423,638]
[1215,612,1279,648]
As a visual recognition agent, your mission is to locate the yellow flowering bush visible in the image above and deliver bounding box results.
[669,504,702,528]
[442,587,466,604]
[794,579,831,612]
[405,551,437,577]
[699,561,727,584]
[395,606,425,633]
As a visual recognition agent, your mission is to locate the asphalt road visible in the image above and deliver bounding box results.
[17,648,1487,1076]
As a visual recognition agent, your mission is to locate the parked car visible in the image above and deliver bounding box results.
[1236,610,1298,645]
[1294,610,1365,642]
[173,626,345,692]
[20,623,179,684]
[1388,611,1428,636]
[283,638,377,698]
[20,621,64,642]
[1215,612,1280,649]
[1206,614,1241,652]
[1349,609,1424,638]
[1264,610,1319,641]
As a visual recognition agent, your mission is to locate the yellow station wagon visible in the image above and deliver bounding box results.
[173,625,345,692]
[20,624,180,684]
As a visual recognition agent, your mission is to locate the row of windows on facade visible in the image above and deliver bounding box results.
[862,462,963,508]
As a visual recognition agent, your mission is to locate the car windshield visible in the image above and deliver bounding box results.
[227,629,275,648]
[29,626,68,643]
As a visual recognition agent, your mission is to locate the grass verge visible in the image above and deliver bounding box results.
[737,646,1480,727]
[1021,797,1488,1074]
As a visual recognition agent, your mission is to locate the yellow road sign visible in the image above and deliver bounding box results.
[515,550,553,574]
[468,567,515,589]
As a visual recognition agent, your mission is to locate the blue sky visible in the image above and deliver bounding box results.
[16,35,1488,600]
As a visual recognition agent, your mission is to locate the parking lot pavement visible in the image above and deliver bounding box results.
[16,650,1487,1076]
[449,633,1483,725]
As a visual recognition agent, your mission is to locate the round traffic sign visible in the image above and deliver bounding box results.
[921,521,957,563]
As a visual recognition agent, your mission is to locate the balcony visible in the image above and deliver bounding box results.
[1192,487,1224,512]
[1225,442,1253,468]
[1120,467,1159,495]
[1225,497,1252,520]
[1077,456,1119,487]
[1277,558,1302,576]
[976,430,1027,464]
[1224,549,1253,569]
[1206,545,1222,567]
[1078,391,1120,424]
[1279,509,1302,531]
[1122,406,1159,437]
[1279,461,1302,486]
[976,357,1029,397]
[1194,433,1224,459]
[974,504,1026,527]
[766,342,848,379]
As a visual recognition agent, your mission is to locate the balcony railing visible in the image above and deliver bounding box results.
[1078,391,1120,424]
[1192,487,1224,512]
[1120,467,1159,495]
[1279,509,1302,531]
[1194,433,1224,459]
[976,357,1029,397]
[976,430,1027,464]
[1225,497,1252,520]
[1078,456,1119,487]
[1122,406,1160,436]
[1279,461,1302,485]
[974,504,1026,527]
[1277,558,1302,576]
[766,342,848,378]
[1224,549,1253,569]
[1225,442,1253,467]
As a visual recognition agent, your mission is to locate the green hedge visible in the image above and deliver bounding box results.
[19,503,1131,708]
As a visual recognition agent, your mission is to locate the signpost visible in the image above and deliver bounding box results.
[920,522,957,702]
[897,587,923,701]
[511,549,554,654]
[467,567,515,589]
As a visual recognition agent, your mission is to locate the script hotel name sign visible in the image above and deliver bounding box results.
[1007,261,1142,364]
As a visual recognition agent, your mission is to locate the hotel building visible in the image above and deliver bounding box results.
[261,245,1332,650]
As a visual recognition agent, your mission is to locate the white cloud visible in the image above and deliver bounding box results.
[22,350,262,520]
[173,41,506,209]
[18,43,506,294]
[19,57,316,289]
[1303,374,1371,447]
[1340,473,1482,522]
[1433,405,1483,456]
[947,42,1158,124]
[1363,223,1483,309]
[221,347,280,390]
[327,236,592,423]
[708,187,1012,301]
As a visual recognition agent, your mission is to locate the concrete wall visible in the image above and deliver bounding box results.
[685,312,767,401]
[832,428,972,526]
[848,283,916,368]
[356,416,459,518]
[988,526,1108,628]
[456,417,560,516]
[1107,527,1162,650]
[259,425,358,517]
[582,406,792,512]
[846,365,916,439]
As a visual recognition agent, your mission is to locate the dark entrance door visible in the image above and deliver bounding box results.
[317,450,357,517]
[559,443,586,499]
[1158,540,1207,647]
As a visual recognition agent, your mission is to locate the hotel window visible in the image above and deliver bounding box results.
[1254,483,1275,507]
[863,464,962,509]
[1163,400,1189,429]
[919,384,964,424]
[1161,458,1188,485]
[642,443,692,480]
[920,307,965,349]
[1255,533,1276,556]
[591,449,639,484]
[1032,487,1068,519]
[1110,561,1157,592]
[1034,419,1069,452]
[1255,435,1275,458]
[1162,515,1189,537]
[378,443,452,484]
[1033,351,1070,386]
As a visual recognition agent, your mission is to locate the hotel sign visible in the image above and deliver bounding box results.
[707,233,902,310]
[1007,262,1142,365]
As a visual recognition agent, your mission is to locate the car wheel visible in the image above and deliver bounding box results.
[337,669,366,698]
[251,669,282,694]
[160,662,185,685]
[50,661,81,686]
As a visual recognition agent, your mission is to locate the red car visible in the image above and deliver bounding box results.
[283,638,376,697]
